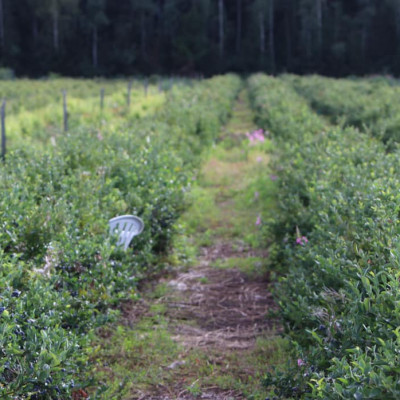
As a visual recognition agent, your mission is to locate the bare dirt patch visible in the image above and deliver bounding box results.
[164,243,277,351]
[167,266,275,349]
[119,240,279,400]
[123,242,276,351]
[199,242,268,262]
[130,388,246,400]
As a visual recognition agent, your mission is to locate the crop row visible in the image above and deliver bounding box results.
[0,74,241,399]
[0,79,129,116]
[0,77,178,116]
[285,74,400,146]
[7,86,165,151]
[249,74,400,399]
[3,77,194,151]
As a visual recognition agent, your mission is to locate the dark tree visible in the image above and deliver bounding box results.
[1,0,400,77]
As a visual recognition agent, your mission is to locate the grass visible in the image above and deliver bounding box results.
[182,134,276,249]
[91,317,182,398]
[92,322,288,399]
[172,335,289,400]
[214,257,267,280]
[90,89,288,399]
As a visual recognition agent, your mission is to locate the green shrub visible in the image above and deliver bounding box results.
[0,74,241,398]
[249,74,400,399]
[286,74,400,146]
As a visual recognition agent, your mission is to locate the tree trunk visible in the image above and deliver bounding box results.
[316,0,322,52]
[333,3,340,42]
[259,12,265,56]
[92,26,98,68]
[361,25,367,63]
[33,16,38,45]
[236,0,242,54]
[219,0,224,60]
[0,0,5,49]
[53,0,59,52]
[141,12,147,59]
[395,1,400,55]
[269,0,275,73]
[285,5,292,69]
[306,29,312,59]
[360,0,372,68]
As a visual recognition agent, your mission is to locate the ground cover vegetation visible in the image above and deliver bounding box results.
[0,74,241,399]
[5,71,400,400]
[249,74,400,398]
[285,74,400,147]
[2,78,173,151]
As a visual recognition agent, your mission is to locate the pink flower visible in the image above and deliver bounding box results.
[296,236,308,246]
[257,156,263,163]
[253,130,265,142]
[246,129,265,144]
[270,174,278,181]
[255,215,262,226]
[297,359,306,367]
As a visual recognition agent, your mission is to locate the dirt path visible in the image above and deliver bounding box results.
[166,245,274,351]
[93,90,286,400]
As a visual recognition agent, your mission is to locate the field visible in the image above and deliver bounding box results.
[1,74,400,399]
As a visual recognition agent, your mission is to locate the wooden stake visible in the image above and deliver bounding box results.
[1,99,5,161]
[62,90,68,132]
[127,81,132,106]
[100,88,105,110]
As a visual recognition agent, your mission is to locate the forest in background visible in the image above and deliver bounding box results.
[0,0,399,78]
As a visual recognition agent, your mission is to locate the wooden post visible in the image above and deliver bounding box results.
[127,81,132,106]
[1,100,5,161]
[100,88,105,110]
[62,90,68,132]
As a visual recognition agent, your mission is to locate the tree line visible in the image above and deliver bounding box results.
[0,0,399,77]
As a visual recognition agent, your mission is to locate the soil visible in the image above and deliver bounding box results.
[118,240,279,400]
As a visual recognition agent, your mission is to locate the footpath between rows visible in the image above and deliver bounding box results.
[93,90,285,400]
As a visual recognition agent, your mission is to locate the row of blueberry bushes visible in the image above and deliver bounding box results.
[285,74,400,147]
[249,74,400,399]
[0,74,241,399]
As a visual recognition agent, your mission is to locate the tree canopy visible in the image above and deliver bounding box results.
[1,0,399,77]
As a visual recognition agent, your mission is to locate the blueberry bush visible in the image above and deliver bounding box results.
[249,74,400,399]
[0,74,241,399]
[285,74,400,146]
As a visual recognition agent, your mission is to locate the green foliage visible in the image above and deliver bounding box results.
[4,0,400,76]
[249,74,400,398]
[287,74,400,146]
[0,74,241,398]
